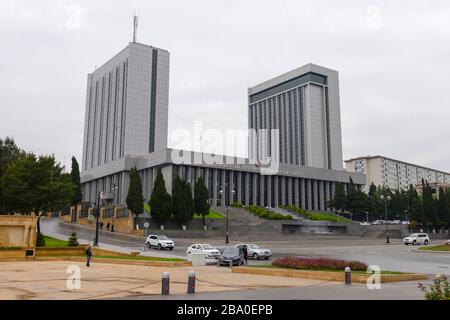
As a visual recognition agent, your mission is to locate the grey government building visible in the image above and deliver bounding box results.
[81,39,365,212]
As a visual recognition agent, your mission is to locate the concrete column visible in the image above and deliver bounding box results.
[280,176,286,205]
[212,169,218,207]
[319,181,324,211]
[274,176,279,208]
[300,179,306,209]
[287,177,293,205]
[221,170,226,206]
[187,166,192,186]
[306,179,312,210]
[237,172,242,203]
[313,180,319,211]
[267,175,272,208]
[229,171,234,205]
[260,175,265,207]
[252,173,257,206]
[294,178,300,207]
[325,181,330,211]
[244,172,250,206]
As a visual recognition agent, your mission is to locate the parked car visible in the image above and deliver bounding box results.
[402,221,410,225]
[218,246,244,266]
[371,220,384,225]
[145,234,174,250]
[186,244,220,259]
[445,239,450,245]
[392,220,401,225]
[235,243,272,260]
[360,222,370,226]
[403,233,430,246]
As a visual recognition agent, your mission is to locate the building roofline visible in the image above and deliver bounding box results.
[344,155,450,175]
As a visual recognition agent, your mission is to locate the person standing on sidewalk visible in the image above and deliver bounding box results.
[242,245,248,265]
[85,245,93,267]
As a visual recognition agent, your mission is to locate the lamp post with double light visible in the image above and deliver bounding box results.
[219,187,235,244]
[94,191,104,247]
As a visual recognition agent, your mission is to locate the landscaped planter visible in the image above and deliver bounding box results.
[0,248,35,260]
[232,267,429,283]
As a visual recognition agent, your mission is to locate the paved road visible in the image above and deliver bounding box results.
[42,218,450,274]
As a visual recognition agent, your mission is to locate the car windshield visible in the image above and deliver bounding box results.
[159,235,169,240]
[202,244,214,250]
[223,247,239,254]
[248,244,260,249]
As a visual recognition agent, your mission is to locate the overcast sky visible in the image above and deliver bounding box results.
[1,0,449,173]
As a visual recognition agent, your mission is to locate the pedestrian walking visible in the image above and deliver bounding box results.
[242,245,248,265]
[85,245,93,267]
[100,222,104,230]
[106,222,110,231]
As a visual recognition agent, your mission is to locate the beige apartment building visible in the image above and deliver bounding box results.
[345,156,450,193]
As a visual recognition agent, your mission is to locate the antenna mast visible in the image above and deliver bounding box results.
[132,12,139,43]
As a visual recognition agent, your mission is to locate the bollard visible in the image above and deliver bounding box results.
[162,272,170,295]
[187,271,196,294]
[344,267,351,286]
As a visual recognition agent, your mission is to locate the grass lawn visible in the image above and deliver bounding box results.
[419,244,450,252]
[194,208,225,219]
[303,212,350,223]
[250,264,409,274]
[43,235,69,248]
[93,255,186,262]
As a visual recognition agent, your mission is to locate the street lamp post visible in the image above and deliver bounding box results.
[111,182,118,232]
[94,191,103,247]
[365,211,369,224]
[380,194,391,244]
[220,187,235,244]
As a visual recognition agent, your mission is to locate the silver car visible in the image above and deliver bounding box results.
[403,233,429,245]
[235,243,272,260]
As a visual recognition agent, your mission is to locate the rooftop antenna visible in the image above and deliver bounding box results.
[132,12,139,43]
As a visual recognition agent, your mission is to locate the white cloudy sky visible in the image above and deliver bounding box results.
[1,0,449,172]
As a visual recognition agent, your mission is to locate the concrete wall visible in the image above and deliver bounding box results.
[0,215,37,248]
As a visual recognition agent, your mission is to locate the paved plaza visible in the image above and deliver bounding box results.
[0,261,336,300]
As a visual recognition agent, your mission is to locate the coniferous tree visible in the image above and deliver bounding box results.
[422,180,438,228]
[172,176,195,226]
[328,183,346,214]
[0,137,23,213]
[126,167,144,229]
[70,156,82,206]
[437,188,450,229]
[149,168,172,226]
[194,177,210,226]
[67,232,79,247]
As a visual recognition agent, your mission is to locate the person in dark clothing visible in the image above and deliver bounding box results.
[100,222,104,230]
[106,222,110,231]
[111,224,114,232]
[85,245,93,267]
[242,245,248,265]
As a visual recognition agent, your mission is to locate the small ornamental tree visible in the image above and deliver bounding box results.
[149,168,172,226]
[67,232,79,247]
[328,183,346,214]
[126,167,144,229]
[194,177,210,226]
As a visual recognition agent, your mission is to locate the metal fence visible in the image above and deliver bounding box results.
[116,207,129,218]
[103,207,114,218]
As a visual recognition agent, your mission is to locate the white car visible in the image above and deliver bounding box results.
[235,243,272,260]
[360,222,370,226]
[403,233,430,246]
[186,244,220,259]
[145,234,174,250]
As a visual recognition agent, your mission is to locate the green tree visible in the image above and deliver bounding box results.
[67,232,79,247]
[126,167,144,229]
[437,188,450,229]
[0,137,23,213]
[346,178,368,217]
[149,168,172,226]
[172,176,195,226]
[327,182,346,214]
[422,179,438,228]
[194,176,210,226]
[70,156,82,206]
[1,153,75,234]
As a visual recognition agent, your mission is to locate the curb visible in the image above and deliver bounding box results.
[409,249,450,254]
[34,256,192,267]
[231,267,429,283]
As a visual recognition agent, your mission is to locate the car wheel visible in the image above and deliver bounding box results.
[146,242,151,249]
[169,247,173,251]
[413,240,417,246]
[264,257,269,260]
[252,253,259,260]
[158,244,162,250]
[424,240,429,245]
